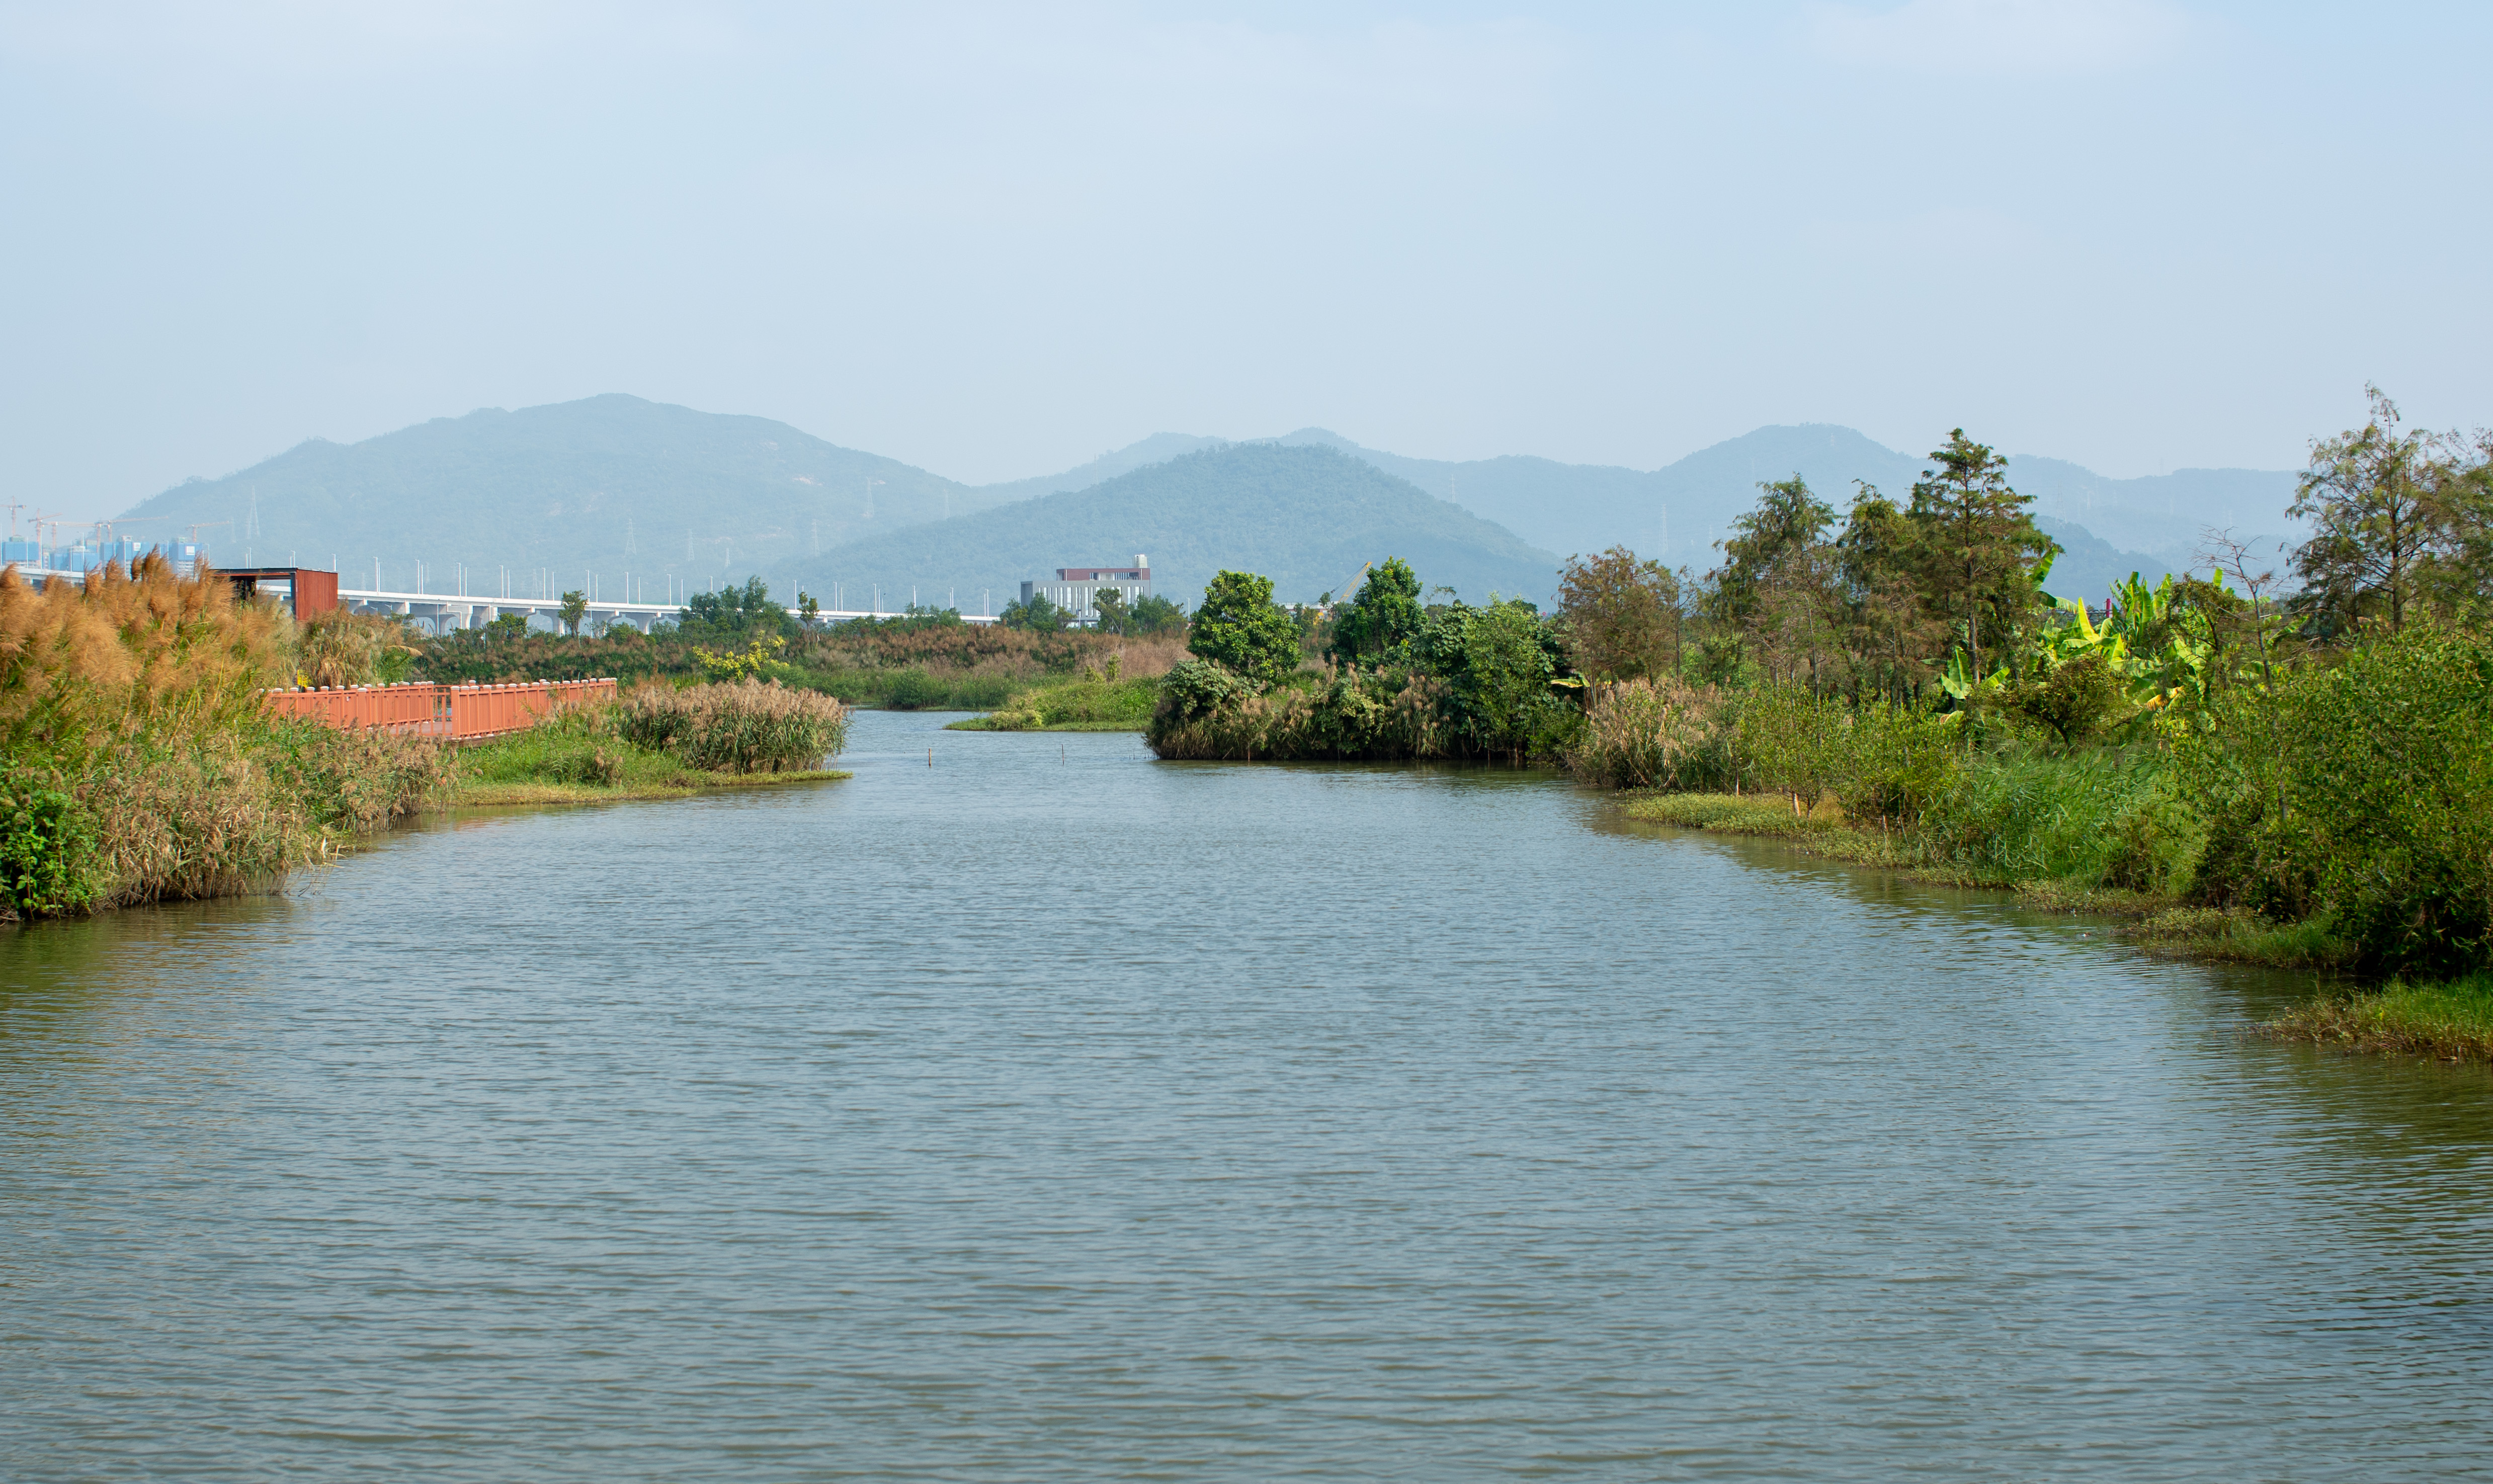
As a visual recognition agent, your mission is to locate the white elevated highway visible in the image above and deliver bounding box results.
[11,565,996,633]
[335,588,998,634]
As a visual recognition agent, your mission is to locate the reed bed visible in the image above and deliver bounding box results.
[1,559,446,919]
[617,679,851,773]
[1148,670,1453,761]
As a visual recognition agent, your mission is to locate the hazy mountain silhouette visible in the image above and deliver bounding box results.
[1003,423,2303,605]
[970,432,1228,505]
[115,394,1000,595]
[764,443,1561,612]
[105,393,2291,610]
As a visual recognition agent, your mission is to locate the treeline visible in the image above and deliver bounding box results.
[1148,395,2491,985]
[412,576,1181,708]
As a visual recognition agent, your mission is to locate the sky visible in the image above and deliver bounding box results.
[4,1,2488,525]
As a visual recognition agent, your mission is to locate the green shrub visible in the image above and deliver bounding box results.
[884,668,942,710]
[1832,705,1960,827]
[1911,751,2167,887]
[1157,658,1245,725]
[0,778,100,915]
[2178,628,2492,977]
[1727,686,1849,812]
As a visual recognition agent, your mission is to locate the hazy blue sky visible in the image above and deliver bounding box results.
[5,2,2487,523]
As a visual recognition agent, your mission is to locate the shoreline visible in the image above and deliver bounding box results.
[450,769,852,807]
[1607,789,2489,1064]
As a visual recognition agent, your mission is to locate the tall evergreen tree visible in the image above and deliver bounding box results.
[1906,430,2054,678]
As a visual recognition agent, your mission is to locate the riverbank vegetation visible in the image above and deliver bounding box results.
[0,561,857,919]
[412,579,1188,710]
[454,681,850,804]
[945,655,1160,731]
[1151,394,2491,1059]
[0,559,447,921]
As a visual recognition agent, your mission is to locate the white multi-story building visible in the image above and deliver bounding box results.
[1022,555,1151,620]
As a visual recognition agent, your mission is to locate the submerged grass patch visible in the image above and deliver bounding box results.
[948,675,1159,731]
[2268,973,2493,1064]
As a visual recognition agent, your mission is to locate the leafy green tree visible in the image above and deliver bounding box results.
[1906,429,2055,680]
[1837,482,1946,704]
[2290,386,2471,637]
[1000,591,1068,631]
[1326,557,1424,668]
[2009,653,2123,749]
[558,589,589,636]
[798,590,821,628]
[486,612,530,642]
[1715,476,1834,624]
[1128,593,1188,636]
[1189,570,1301,685]
[2426,431,2493,620]
[1415,597,1572,758]
[680,576,792,638]
[1092,587,1130,633]
[1556,546,1681,682]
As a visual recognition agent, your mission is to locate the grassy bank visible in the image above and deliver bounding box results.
[454,722,847,805]
[1617,789,2332,963]
[946,674,1159,731]
[454,679,852,804]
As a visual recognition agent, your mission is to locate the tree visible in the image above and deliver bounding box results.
[680,576,792,638]
[2423,430,2493,620]
[2291,386,2458,637]
[798,590,821,629]
[558,589,588,636]
[1906,429,2054,679]
[1715,476,1834,624]
[1556,547,1680,682]
[1326,557,1424,668]
[1092,587,1131,633]
[1189,570,1301,685]
[1412,597,1570,759]
[1837,482,1946,704]
[1000,591,1068,631]
[1128,593,1188,636]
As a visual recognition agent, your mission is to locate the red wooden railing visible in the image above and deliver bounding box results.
[263,680,616,741]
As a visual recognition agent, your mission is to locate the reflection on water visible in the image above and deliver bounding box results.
[5,712,2491,1481]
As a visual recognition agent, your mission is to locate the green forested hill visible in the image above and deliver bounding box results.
[762,443,1563,613]
[114,394,991,594]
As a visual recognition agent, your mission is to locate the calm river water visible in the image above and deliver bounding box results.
[7,711,2493,1480]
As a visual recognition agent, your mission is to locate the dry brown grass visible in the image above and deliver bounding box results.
[292,612,419,688]
[0,557,288,742]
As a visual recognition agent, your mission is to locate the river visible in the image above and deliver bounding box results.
[6,711,2492,1480]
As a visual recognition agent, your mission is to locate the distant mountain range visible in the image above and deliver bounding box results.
[761,443,1561,613]
[111,394,2301,610]
[115,394,1004,596]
